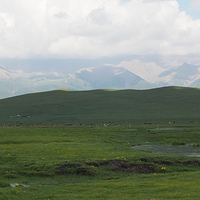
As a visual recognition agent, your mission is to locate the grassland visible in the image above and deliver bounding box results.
[1,125,200,199]
[0,86,200,125]
[1,86,200,199]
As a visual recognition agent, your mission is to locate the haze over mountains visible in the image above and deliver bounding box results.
[0,61,200,99]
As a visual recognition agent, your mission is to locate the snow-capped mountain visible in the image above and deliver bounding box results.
[1,62,200,99]
[0,66,68,99]
[73,66,152,90]
[116,59,165,83]
[157,63,200,86]
[0,64,15,79]
[190,77,200,87]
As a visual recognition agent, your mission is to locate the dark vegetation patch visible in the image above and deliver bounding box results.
[55,160,156,176]
[54,158,200,177]
[172,142,186,146]
[154,160,175,166]
[140,158,153,163]
[55,163,94,176]
[76,168,95,176]
[56,163,81,175]
[86,159,156,174]
[137,157,200,167]
[113,163,156,173]
[8,158,200,179]
[181,160,200,167]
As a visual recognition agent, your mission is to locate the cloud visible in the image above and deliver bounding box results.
[0,0,200,59]
[88,8,110,25]
[54,12,69,19]
[191,0,200,10]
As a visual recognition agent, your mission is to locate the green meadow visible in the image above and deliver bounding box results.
[1,125,200,200]
[0,86,200,125]
[1,86,200,199]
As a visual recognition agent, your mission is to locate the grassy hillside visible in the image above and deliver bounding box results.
[0,86,200,125]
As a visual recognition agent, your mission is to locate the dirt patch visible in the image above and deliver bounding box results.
[56,163,95,176]
[85,162,100,167]
[113,163,156,173]
[87,159,156,174]
[76,168,95,176]
[154,160,174,166]
[100,160,127,166]
[140,158,152,162]
[181,160,200,167]
[55,163,81,175]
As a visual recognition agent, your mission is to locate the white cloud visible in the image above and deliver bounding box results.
[54,12,69,19]
[0,0,200,59]
[191,0,200,10]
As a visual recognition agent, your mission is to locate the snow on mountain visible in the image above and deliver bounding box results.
[116,59,165,83]
[189,77,200,87]
[0,64,68,99]
[73,65,153,89]
[0,64,15,79]
[1,62,200,99]
[158,63,200,86]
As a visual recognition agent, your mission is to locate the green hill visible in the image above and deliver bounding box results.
[0,86,200,125]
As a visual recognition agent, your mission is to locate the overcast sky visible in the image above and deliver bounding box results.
[0,0,200,60]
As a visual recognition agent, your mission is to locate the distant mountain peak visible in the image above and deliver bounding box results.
[1,61,200,99]
[70,65,152,90]
[0,64,7,70]
[157,63,200,87]
[76,67,94,74]
[0,64,13,80]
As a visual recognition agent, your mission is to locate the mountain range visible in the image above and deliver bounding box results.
[0,62,200,99]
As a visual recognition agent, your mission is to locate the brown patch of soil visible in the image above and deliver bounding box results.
[85,162,100,167]
[87,159,156,173]
[56,163,95,176]
[154,160,174,166]
[55,163,81,175]
[76,168,95,176]
[182,160,200,167]
[113,163,156,173]
[140,158,152,162]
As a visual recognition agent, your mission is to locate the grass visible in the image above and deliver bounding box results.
[1,86,200,199]
[1,86,200,125]
[1,125,200,199]
[1,172,200,199]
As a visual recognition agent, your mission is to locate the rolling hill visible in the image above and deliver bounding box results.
[0,86,200,125]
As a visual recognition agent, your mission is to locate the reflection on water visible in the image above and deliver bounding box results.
[132,144,200,157]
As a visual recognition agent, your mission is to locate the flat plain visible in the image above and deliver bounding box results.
[1,125,200,200]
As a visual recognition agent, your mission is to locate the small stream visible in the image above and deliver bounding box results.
[132,144,200,157]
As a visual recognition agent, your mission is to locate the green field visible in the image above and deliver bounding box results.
[0,86,200,125]
[1,125,200,199]
[1,87,200,199]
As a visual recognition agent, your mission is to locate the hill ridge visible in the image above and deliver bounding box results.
[0,86,200,125]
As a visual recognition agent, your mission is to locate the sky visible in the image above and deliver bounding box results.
[177,0,200,19]
[0,0,200,63]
